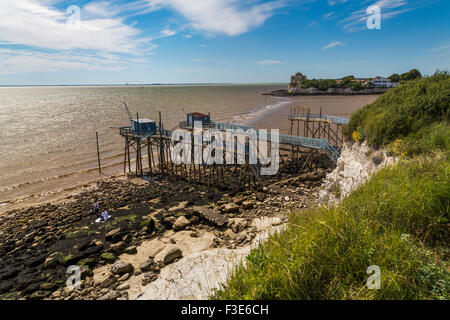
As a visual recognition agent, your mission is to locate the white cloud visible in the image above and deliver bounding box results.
[83,1,120,18]
[431,41,450,57]
[322,41,346,50]
[145,0,286,36]
[307,21,318,29]
[0,48,150,75]
[256,59,283,65]
[323,12,335,19]
[0,0,158,75]
[160,28,177,37]
[0,0,152,54]
[328,0,348,6]
[0,0,287,77]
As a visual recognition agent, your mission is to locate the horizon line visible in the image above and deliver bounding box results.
[0,82,290,88]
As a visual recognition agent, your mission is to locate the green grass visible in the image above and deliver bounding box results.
[397,122,450,157]
[213,154,449,300]
[213,72,450,300]
[345,71,450,148]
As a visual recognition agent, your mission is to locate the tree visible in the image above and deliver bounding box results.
[400,69,422,81]
[350,81,364,91]
[389,73,400,83]
[365,81,375,89]
[340,75,356,88]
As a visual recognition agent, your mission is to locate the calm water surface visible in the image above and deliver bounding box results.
[0,84,288,205]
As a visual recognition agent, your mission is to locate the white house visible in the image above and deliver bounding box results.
[369,76,399,88]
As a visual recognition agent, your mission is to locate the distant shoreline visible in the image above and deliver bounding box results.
[263,88,390,97]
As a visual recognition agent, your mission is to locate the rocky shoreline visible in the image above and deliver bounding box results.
[0,169,330,300]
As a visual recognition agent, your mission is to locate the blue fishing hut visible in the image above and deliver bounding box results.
[187,112,211,126]
[131,118,157,136]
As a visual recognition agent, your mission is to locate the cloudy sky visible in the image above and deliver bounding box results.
[0,0,449,85]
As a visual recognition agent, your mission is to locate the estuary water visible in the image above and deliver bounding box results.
[0,84,288,208]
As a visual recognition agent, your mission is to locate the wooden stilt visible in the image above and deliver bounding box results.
[96,132,102,174]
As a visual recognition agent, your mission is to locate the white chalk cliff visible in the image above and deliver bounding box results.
[318,141,396,204]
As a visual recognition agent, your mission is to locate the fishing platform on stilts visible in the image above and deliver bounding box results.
[118,108,349,191]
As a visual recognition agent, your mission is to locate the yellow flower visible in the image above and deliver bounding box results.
[352,130,362,142]
[389,139,408,159]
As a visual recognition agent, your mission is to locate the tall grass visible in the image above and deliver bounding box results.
[213,154,449,300]
[399,122,450,156]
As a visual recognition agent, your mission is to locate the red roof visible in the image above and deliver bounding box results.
[189,112,209,118]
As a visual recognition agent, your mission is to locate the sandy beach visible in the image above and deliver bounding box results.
[248,95,381,133]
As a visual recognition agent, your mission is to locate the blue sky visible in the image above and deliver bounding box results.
[0,0,449,85]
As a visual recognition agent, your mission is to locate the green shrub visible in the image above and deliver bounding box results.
[345,71,450,148]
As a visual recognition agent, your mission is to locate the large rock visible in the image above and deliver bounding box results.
[163,216,177,229]
[117,283,130,291]
[172,216,190,231]
[0,267,20,280]
[84,244,104,256]
[142,272,158,286]
[61,253,84,267]
[108,241,126,254]
[97,290,120,300]
[140,259,155,272]
[93,269,116,288]
[124,246,137,255]
[192,206,227,226]
[22,283,41,295]
[154,245,183,265]
[28,291,51,300]
[40,282,57,291]
[242,200,255,210]
[224,229,236,239]
[27,255,45,268]
[77,258,96,268]
[164,247,182,265]
[105,228,121,242]
[80,266,93,279]
[100,252,116,264]
[140,218,156,234]
[111,260,134,276]
[222,203,239,213]
[255,192,266,202]
[43,256,60,269]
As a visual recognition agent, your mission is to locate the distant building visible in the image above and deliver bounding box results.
[288,72,307,93]
[369,76,399,88]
